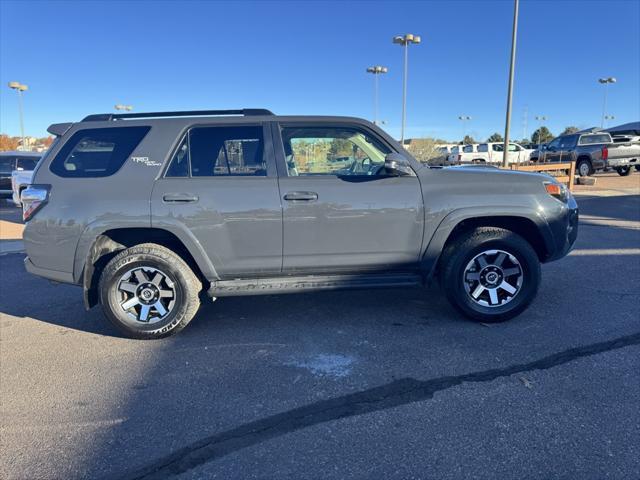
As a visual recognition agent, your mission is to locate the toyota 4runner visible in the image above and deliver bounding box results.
[22,109,578,338]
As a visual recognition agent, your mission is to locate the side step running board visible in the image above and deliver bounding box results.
[209,273,423,297]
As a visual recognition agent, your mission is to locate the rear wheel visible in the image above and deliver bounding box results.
[439,228,540,323]
[98,243,201,339]
[576,159,593,177]
[616,166,632,176]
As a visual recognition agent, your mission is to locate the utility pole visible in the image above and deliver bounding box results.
[502,0,519,167]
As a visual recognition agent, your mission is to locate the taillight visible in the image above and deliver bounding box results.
[602,145,608,161]
[21,185,50,222]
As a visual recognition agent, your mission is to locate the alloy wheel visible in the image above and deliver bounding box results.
[117,267,176,324]
[463,249,523,307]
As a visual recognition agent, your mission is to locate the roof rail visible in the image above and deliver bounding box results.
[82,109,274,122]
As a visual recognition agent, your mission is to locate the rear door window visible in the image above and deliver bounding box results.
[50,126,150,178]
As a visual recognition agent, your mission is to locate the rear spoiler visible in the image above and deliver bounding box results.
[47,123,73,137]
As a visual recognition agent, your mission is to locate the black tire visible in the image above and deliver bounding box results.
[634,165,640,172]
[439,227,541,323]
[576,158,593,177]
[616,166,632,176]
[98,243,201,339]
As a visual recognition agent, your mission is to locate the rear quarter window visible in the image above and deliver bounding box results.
[50,126,150,178]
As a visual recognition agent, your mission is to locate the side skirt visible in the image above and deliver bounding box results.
[208,273,424,297]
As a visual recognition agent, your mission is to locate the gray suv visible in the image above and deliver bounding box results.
[22,109,578,338]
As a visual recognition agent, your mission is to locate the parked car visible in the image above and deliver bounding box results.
[22,109,578,339]
[470,142,534,165]
[0,151,40,200]
[12,169,34,207]
[446,144,477,164]
[532,131,640,176]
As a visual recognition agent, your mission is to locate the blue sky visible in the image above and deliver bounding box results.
[1,0,639,142]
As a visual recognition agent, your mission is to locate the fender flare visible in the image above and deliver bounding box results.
[74,221,220,309]
[420,206,554,278]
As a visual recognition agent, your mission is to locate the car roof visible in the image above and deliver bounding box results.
[0,150,42,157]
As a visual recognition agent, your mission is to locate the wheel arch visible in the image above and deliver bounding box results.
[79,227,217,309]
[422,209,553,279]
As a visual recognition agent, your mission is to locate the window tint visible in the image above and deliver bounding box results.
[578,134,611,145]
[546,137,561,149]
[492,144,504,152]
[463,145,474,153]
[50,127,150,178]
[0,157,16,174]
[280,126,391,176]
[166,136,189,177]
[559,135,578,149]
[477,144,488,153]
[189,126,265,176]
[16,157,39,170]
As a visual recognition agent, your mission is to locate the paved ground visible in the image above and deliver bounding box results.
[1,173,639,479]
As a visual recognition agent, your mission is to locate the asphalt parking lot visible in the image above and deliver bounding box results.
[1,173,639,480]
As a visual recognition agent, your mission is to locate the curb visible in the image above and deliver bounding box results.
[0,240,25,255]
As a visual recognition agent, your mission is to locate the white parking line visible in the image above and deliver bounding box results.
[569,248,640,256]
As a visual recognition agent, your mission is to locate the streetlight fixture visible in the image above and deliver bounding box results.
[366,66,388,125]
[458,115,471,142]
[393,33,421,144]
[534,115,547,144]
[115,104,133,112]
[8,81,28,151]
[598,77,616,128]
[604,114,615,127]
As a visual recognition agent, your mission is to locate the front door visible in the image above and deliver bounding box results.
[273,123,424,273]
[152,123,282,278]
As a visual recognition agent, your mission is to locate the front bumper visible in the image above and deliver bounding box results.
[544,195,579,262]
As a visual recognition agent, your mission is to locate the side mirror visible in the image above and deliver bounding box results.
[384,153,414,176]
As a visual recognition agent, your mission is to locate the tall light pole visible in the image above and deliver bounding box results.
[502,0,519,167]
[458,115,471,142]
[115,104,133,112]
[393,33,421,144]
[8,81,28,151]
[366,66,388,125]
[598,77,616,128]
[534,115,547,144]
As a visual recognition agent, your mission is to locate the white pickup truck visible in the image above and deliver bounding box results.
[468,142,533,165]
[11,169,34,206]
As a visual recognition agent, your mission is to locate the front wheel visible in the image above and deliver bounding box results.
[439,228,541,323]
[98,243,202,339]
[616,166,631,176]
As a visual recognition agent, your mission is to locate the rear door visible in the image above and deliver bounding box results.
[273,122,424,273]
[151,123,282,277]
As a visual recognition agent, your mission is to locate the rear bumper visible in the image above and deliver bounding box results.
[608,157,638,168]
[544,195,579,262]
[24,256,75,284]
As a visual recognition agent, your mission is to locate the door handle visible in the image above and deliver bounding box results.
[163,193,199,203]
[283,191,318,202]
